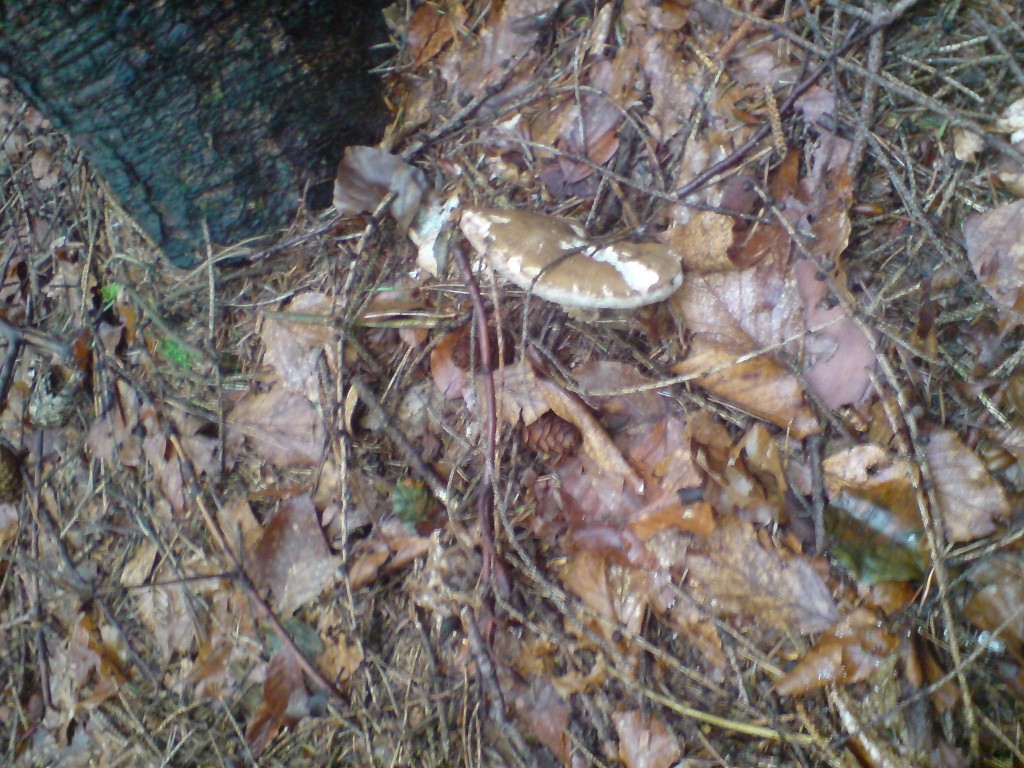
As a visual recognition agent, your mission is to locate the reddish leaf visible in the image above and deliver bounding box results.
[512,677,571,766]
[245,650,309,755]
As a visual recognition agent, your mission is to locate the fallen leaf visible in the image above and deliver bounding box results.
[406,2,465,65]
[795,258,875,409]
[228,387,326,467]
[672,339,820,438]
[260,293,337,397]
[963,552,1024,662]
[245,650,309,755]
[333,145,426,230]
[822,444,929,584]
[510,676,570,765]
[613,709,682,768]
[953,128,984,162]
[251,494,339,617]
[924,427,1010,542]
[776,607,898,696]
[683,520,839,634]
[963,200,1024,316]
[559,551,650,643]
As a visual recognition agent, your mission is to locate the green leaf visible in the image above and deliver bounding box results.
[100,282,122,311]
[158,338,194,370]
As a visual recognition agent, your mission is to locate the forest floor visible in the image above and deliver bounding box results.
[3,1,1024,766]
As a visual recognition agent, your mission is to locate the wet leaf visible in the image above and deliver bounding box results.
[963,552,1024,662]
[776,607,898,696]
[684,520,838,634]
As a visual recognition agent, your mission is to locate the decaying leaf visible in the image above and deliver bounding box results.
[776,607,899,696]
[227,387,326,467]
[333,145,426,230]
[683,520,838,634]
[924,427,1010,542]
[510,676,571,766]
[260,292,337,397]
[963,552,1024,662]
[822,444,929,584]
[613,710,682,768]
[251,494,339,617]
[245,650,309,755]
[964,200,1024,316]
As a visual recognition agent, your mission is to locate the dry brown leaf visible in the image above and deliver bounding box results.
[429,327,472,400]
[251,494,339,617]
[613,709,682,768]
[217,496,264,554]
[559,551,650,643]
[260,292,337,396]
[672,339,820,438]
[119,539,158,588]
[245,650,309,756]
[348,539,392,590]
[491,361,552,427]
[405,2,465,65]
[684,520,838,634]
[964,200,1024,316]
[538,377,645,494]
[510,676,570,766]
[318,633,364,684]
[227,387,326,467]
[924,427,1010,542]
[776,607,898,696]
[664,210,736,272]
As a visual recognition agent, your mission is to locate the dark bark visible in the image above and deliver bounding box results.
[0,1,389,266]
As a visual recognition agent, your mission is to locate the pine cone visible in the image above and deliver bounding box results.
[522,412,581,455]
[0,442,23,503]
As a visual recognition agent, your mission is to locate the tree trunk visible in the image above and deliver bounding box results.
[0,1,388,267]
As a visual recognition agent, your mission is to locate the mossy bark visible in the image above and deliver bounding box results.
[0,1,388,266]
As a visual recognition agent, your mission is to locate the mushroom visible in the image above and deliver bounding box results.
[460,208,683,309]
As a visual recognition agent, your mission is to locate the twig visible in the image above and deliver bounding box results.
[449,240,509,596]
[847,3,885,178]
[169,432,350,707]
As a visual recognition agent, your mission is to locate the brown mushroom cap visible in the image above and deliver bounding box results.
[460,208,684,309]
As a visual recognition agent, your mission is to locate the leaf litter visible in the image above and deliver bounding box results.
[4,2,1024,766]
